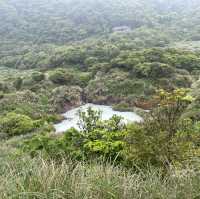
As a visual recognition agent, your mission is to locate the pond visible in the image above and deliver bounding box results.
[54,103,143,133]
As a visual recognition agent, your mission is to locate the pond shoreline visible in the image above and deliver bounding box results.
[54,103,143,134]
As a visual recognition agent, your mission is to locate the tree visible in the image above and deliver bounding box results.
[78,107,102,133]
[151,88,194,135]
[125,88,195,168]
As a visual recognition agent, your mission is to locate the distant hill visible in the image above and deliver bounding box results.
[1,0,200,45]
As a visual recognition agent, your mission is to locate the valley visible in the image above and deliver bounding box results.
[1,0,200,198]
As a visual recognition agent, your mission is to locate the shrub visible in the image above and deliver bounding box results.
[13,77,23,90]
[0,112,35,136]
[74,72,92,87]
[31,72,45,82]
[24,108,127,161]
[134,62,174,78]
[125,89,195,168]
[49,69,74,85]
[78,107,102,133]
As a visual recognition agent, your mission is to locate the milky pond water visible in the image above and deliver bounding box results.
[54,103,143,133]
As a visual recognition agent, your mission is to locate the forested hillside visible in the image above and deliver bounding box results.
[2,0,200,198]
[1,0,200,44]
[0,0,157,43]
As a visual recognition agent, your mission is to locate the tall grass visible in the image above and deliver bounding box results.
[1,155,200,199]
[1,137,200,199]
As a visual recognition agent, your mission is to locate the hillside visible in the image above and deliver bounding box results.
[0,0,156,43]
[1,0,200,44]
[1,0,200,198]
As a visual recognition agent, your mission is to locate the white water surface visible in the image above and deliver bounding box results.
[54,103,143,133]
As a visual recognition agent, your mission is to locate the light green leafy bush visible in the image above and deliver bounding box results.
[24,108,127,161]
[0,112,35,136]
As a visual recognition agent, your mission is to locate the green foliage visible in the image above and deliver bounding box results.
[134,62,175,78]
[1,0,200,195]
[125,89,195,168]
[78,107,102,133]
[1,0,200,47]
[24,108,127,161]
[13,77,23,90]
[0,42,196,110]
[74,72,92,87]
[174,54,200,72]
[24,89,199,169]
[1,0,200,175]
[0,90,51,119]
[0,112,35,136]
[49,69,74,85]
[31,72,45,82]
[0,0,161,44]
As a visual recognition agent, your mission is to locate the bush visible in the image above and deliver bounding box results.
[31,72,45,82]
[24,108,127,161]
[0,112,35,136]
[134,62,174,78]
[74,72,92,87]
[13,77,23,90]
[49,69,74,85]
[125,89,195,168]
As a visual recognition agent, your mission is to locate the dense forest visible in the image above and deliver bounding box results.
[1,0,200,198]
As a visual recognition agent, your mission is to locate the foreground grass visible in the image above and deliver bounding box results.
[1,138,200,199]
[0,156,200,199]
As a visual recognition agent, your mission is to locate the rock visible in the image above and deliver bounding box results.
[50,86,83,113]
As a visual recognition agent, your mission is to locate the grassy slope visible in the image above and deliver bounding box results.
[0,138,200,199]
